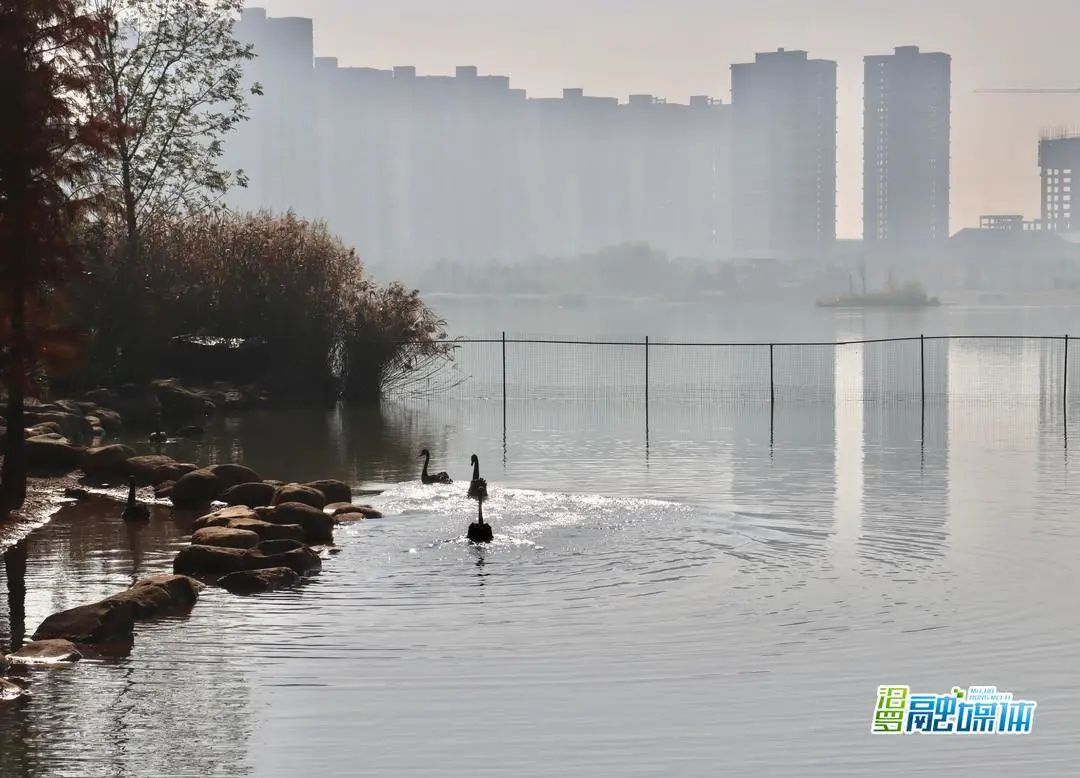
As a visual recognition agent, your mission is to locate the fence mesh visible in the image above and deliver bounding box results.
[388,335,1078,406]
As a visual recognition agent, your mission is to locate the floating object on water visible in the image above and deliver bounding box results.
[122,477,150,522]
[420,448,452,484]
[467,500,493,544]
[467,454,487,502]
[466,454,492,543]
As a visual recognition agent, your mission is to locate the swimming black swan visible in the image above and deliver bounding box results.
[466,454,492,543]
[122,477,150,522]
[419,449,453,484]
[467,454,488,502]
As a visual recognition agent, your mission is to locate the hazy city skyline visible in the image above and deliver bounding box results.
[252,0,1080,240]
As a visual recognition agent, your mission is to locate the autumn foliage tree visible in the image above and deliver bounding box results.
[0,0,108,514]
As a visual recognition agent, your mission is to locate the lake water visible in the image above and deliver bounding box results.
[3,304,1080,776]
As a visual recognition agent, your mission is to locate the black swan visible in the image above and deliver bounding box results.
[466,454,492,543]
[467,454,488,502]
[420,449,452,484]
[122,477,150,522]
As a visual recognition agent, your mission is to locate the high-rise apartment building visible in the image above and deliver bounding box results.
[863,46,951,249]
[226,8,732,271]
[731,49,837,259]
[1039,134,1080,233]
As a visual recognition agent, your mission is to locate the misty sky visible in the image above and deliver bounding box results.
[254,0,1080,240]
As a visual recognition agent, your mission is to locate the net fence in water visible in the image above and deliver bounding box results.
[390,334,1077,405]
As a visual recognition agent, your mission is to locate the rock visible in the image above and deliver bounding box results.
[324,502,355,515]
[225,518,305,543]
[54,399,84,416]
[221,481,276,507]
[26,411,93,444]
[333,512,367,524]
[91,425,105,439]
[80,444,136,478]
[192,505,259,530]
[170,468,222,509]
[153,379,213,422]
[33,599,135,644]
[305,479,352,504]
[1,677,30,702]
[271,483,326,510]
[173,545,253,576]
[191,526,260,549]
[26,436,85,473]
[208,463,261,490]
[152,461,198,484]
[256,539,305,555]
[24,421,62,437]
[173,543,320,577]
[91,407,123,432]
[154,480,175,499]
[258,544,322,576]
[5,639,82,665]
[219,567,300,595]
[124,574,203,613]
[351,504,384,519]
[64,487,91,500]
[127,454,180,486]
[260,502,334,544]
[83,388,117,406]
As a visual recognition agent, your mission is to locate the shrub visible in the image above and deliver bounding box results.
[74,212,449,401]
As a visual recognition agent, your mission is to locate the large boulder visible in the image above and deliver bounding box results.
[191,526,260,549]
[173,543,320,577]
[208,463,261,490]
[152,461,198,484]
[33,599,135,645]
[104,575,202,620]
[173,545,253,576]
[153,379,213,423]
[259,502,334,544]
[4,639,82,665]
[24,421,62,438]
[221,481,276,507]
[27,411,93,444]
[26,436,85,473]
[256,539,305,555]
[350,504,383,519]
[80,444,136,479]
[333,512,367,524]
[89,407,123,432]
[219,567,300,595]
[305,479,352,504]
[271,483,326,510]
[82,388,117,406]
[227,518,305,543]
[170,468,222,509]
[257,544,322,576]
[193,505,259,530]
[127,454,181,486]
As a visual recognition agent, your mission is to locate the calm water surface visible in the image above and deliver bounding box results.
[2,393,1078,776]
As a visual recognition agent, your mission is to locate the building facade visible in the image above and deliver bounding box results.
[228,8,733,273]
[731,49,837,259]
[863,46,951,250]
[1039,135,1080,233]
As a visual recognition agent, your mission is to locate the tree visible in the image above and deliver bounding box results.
[0,0,108,515]
[84,0,257,240]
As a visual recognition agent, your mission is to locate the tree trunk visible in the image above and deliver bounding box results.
[1,270,28,516]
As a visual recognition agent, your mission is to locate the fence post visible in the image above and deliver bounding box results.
[1064,334,1069,409]
[501,331,507,434]
[769,343,775,408]
[920,334,926,438]
[644,335,650,442]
